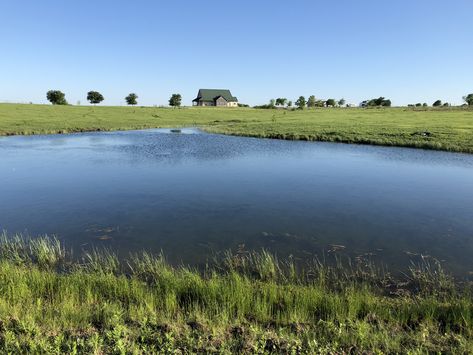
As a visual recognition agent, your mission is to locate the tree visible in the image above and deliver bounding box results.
[46,90,67,105]
[338,98,346,106]
[87,91,104,105]
[423,103,428,107]
[125,93,138,105]
[295,96,306,109]
[169,94,182,107]
[275,98,287,107]
[415,103,422,107]
[307,95,316,108]
[269,99,276,108]
[287,101,293,108]
[365,97,391,107]
[463,93,473,106]
[326,99,336,107]
[433,100,442,107]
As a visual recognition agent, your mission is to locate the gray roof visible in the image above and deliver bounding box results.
[193,89,238,102]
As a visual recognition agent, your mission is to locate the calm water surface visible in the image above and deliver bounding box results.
[1,129,472,275]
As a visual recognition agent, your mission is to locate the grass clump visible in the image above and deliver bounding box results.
[0,235,471,353]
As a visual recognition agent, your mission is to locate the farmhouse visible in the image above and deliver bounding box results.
[192,89,238,107]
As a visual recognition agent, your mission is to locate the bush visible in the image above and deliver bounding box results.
[46,90,67,105]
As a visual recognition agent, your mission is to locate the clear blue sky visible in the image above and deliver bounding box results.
[1,0,472,106]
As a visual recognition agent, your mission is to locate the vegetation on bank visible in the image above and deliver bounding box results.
[1,103,472,153]
[0,235,472,353]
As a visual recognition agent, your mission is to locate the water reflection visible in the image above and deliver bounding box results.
[0,129,472,276]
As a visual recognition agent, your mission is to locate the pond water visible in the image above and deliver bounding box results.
[1,128,473,276]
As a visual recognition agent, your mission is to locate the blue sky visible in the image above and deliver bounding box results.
[1,0,472,106]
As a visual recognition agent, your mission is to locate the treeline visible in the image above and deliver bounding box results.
[45,90,473,108]
[46,90,183,107]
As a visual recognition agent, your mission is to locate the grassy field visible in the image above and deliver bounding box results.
[0,235,472,353]
[1,103,473,153]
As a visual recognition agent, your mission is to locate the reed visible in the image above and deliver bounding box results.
[0,235,471,353]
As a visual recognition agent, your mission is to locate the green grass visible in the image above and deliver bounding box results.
[1,103,473,153]
[0,235,472,353]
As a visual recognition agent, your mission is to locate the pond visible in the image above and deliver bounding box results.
[1,128,473,276]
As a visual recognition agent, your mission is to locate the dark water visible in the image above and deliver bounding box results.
[1,129,473,275]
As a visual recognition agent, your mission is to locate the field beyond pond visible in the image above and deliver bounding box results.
[1,103,473,153]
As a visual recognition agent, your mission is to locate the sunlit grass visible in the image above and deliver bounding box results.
[0,234,471,353]
[1,103,472,153]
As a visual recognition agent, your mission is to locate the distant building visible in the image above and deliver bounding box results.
[192,89,238,107]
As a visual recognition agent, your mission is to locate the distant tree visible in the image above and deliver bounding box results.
[423,103,428,107]
[46,90,67,105]
[169,93,182,107]
[365,97,391,107]
[338,98,346,106]
[287,101,293,107]
[463,93,473,106]
[415,103,422,107]
[125,93,138,105]
[307,95,316,108]
[326,98,336,107]
[443,102,450,107]
[87,91,104,105]
[275,98,287,107]
[269,99,276,108]
[295,96,306,109]
[433,100,442,107]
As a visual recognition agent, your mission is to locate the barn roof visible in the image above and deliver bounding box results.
[193,89,238,102]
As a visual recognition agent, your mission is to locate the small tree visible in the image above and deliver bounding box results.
[287,101,292,108]
[423,103,428,107]
[169,94,182,107]
[275,98,287,107]
[338,98,346,106]
[125,93,138,105]
[307,95,316,108]
[269,99,276,108]
[415,103,422,107]
[295,96,306,109]
[463,93,473,106]
[326,99,336,107]
[87,91,104,105]
[46,90,67,105]
[433,100,442,107]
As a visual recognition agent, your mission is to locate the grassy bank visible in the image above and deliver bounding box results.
[1,103,473,153]
[0,235,472,353]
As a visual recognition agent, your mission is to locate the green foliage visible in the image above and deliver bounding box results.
[295,96,306,109]
[287,100,292,107]
[275,98,287,106]
[168,93,182,107]
[365,97,391,107]
[463,93,473,106]
[415,103,422,107]
[269,99,276,108]
[326,98,336,107]
[46,90,67,105]
[433,99,442,107]
[125,93,138,105]
[338,98,346,106]
[0,235,471,353]
[87,91,104,105]
[307,95,316,108]
[423,103,428,107]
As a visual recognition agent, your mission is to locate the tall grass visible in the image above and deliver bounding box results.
[0,234,471,353]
